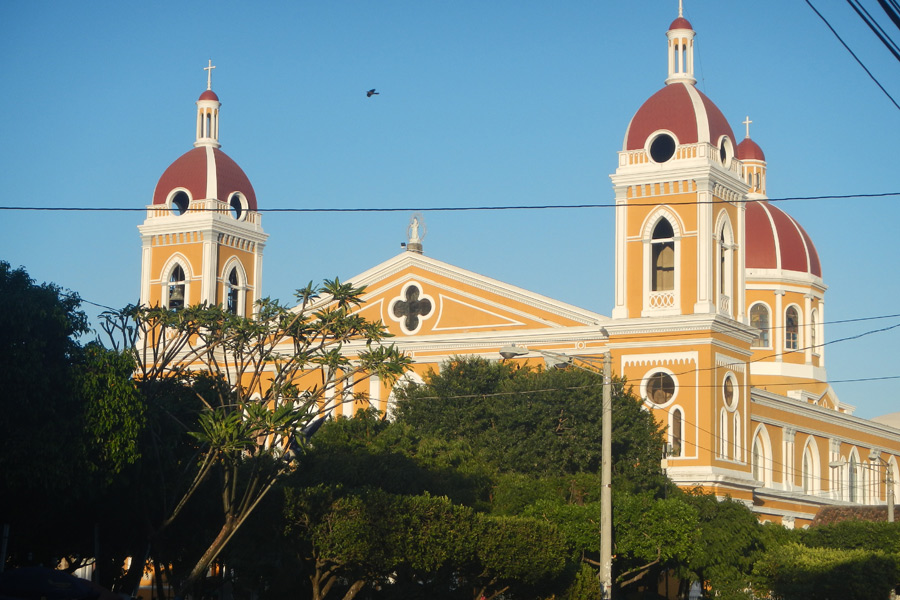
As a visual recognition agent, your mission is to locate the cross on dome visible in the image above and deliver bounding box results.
[204,60,216,90]
[679,0,683,17]
[743,116,753,139]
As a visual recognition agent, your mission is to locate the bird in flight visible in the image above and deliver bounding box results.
[367,89,379,97]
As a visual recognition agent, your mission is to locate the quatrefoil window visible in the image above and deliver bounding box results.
[389,282,435,335]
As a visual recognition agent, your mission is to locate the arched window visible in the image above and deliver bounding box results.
[750,304,770,348]
[651,219,675,292]
[226,267,240,315]
[670,407,683,457]
[810,309,818,352]
[168,265,186,310]
[802,447,813,493]
[720,409,729,458]
[733,413,741,461]
[849,453,859,502]
[785,306,800,351]
[752,437,763,481]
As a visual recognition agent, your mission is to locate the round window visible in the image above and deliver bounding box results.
[170,190,190,216]
[646,371,676,406]
[649,134,676,163]
[718,135,733,167]
[229,193,246,220]
[723,373,739,411]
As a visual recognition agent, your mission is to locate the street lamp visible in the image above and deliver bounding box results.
[498,342,614,599]
[868,451,895,523]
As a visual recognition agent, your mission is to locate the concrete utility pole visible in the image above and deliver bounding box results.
[600,352,613,599]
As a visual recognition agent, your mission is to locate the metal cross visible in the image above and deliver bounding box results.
[204,60,216,90]
[743,115,752,139]
[391,285,432,332]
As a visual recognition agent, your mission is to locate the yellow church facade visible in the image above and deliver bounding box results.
[139,12,900,528]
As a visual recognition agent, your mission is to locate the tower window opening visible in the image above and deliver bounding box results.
[206,112,211,138]
[226,267,240,315]
[649,133,676,163]
[651,219,675,291]
[229,193,244,220]
[785,306,800,350]
[168,265,186,310]
[171,191,190,216]
[750,304,771,348]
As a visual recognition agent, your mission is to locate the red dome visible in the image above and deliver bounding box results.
[198,89,219,102]
[152,146,257,210]
[669,16,693,30]
[746,201,821,278]
[624,83,735,152]
[737,137,765,161]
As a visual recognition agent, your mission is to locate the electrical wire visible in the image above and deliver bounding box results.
[0,191,899,214]
[805,0,900,111]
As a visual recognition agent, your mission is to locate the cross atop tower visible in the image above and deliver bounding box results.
[679,0,683,17]
[743,116,752,139]
[204,60,216,90]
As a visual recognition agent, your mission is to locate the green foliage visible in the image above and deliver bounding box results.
[613,492,700,585]
[97,280,411,595]
[395,356,666,493]
[753,543,898,600]
[78,343,144,480]
[0,261,89,493]
[564,563,604,600]
[801,519,900,554]
[678,491,767,600]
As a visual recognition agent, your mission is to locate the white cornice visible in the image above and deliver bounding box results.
[751,389,900,444]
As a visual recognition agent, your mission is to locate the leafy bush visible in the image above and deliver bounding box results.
[753,543,897,600]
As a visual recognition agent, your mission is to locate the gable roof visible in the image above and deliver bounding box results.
[344,252,608,339]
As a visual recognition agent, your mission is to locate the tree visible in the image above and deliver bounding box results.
[394,356,667,492]
[677,491,768,600]
[0,262,144,572]
[753,543,897,600]
[99,279,410,596]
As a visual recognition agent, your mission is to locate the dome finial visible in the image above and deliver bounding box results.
[666,5,696,85]
[204,60,216,91]
[743,116,753,139]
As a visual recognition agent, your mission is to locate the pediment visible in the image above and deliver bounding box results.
[344,252,607,338]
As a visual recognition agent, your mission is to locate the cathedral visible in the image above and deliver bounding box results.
[139,12,900,527]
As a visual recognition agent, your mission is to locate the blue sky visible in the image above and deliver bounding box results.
[1,1,898,418]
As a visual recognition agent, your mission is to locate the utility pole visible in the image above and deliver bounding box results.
[600,352,613,599]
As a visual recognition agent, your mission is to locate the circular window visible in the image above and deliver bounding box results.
[723,373,738,411]
[645,371,676,406]
[718,135,733,167]
[649,134,676,163]
[170,190,190,216]
[229,193,247,221]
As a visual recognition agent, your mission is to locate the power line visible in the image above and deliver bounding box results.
[1,191,899,214]
[805,0,900,111]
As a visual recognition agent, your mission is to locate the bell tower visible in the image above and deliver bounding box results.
[138,62,267,316]
[605,7,760,503]
[610,12,749,322]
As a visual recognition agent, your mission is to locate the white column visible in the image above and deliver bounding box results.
[694,183,715,314]
[774,290,785,362]
[804,294,813,365]
[783,428,796,491]
[612,186,629,319]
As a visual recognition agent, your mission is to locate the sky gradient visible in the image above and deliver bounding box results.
[1,1,898,418]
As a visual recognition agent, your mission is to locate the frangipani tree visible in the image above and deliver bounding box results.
[101,279,410,596]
